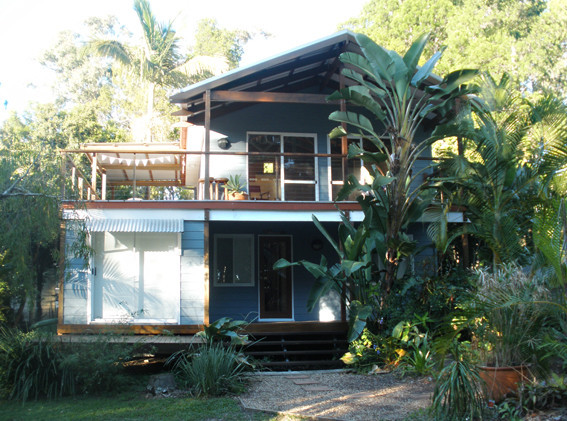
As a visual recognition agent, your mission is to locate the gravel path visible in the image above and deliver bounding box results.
[239,370,434,421]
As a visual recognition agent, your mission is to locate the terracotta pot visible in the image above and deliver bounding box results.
[478,365,530,402]
[228,192,248,200]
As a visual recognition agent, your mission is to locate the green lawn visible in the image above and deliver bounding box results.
[0,392,284,421]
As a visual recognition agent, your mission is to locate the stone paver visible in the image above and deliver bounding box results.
[302,385,334,392]
[292,379,320,385]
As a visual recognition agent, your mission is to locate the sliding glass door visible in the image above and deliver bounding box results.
[248,133,317,201]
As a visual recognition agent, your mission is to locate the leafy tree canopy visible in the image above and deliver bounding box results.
[341,0,567,95]
[193,18,252,70]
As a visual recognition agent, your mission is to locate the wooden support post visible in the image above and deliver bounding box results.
[78,177,84,200]
[101,172,107,201]
[204,90,211,200]
[71,167,76,191]
[204,210,210,325]
[339,72,348,184]
[132,153,137,200]
[57,220,66,332]
[91,153,97,201]
[60,152,67,200]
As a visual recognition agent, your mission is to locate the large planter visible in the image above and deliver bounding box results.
[478,365,530,402]
[228,192,248,200]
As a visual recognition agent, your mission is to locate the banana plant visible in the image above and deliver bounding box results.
[327,32,477,296]
[274,212,381,342]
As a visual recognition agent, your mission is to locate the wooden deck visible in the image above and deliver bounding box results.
[57,321,348,368]
[57,321,347,336]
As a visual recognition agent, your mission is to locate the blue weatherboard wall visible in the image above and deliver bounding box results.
[207,101,343,201]
[208,220,342,322]
[208,219,436,323]
[180,221,206,325]
[205,100,434,202]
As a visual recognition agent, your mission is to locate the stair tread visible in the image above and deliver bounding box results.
[246,349,346,356]
[247,339,346,346]
[259,360,343,367]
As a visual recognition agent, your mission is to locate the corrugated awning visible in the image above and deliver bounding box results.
[87,219,183,233]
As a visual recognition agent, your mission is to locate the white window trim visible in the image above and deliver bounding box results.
[213,234,255,287]
[247,131,319,201]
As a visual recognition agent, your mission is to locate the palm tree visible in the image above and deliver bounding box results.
[85,0,227,140]
[433,73,567,268]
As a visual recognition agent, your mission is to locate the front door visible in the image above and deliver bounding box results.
[259,236,292,319]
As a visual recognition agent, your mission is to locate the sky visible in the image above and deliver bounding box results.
[0,0,368,122]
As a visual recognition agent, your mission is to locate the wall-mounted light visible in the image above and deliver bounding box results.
[311,239,324,251]
[218,137,231,150]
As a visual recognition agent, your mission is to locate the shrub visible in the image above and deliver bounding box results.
[432,341,486,421]
[195,317,249,345]
[392,315,436,376]
[169,343,250,397]
[0,328,73,401]
[497,373,567,418]
[340,328,403,371]
[0,328,135,401]
[58,336,134,395]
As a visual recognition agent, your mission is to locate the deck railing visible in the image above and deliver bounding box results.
[61,149,435,203]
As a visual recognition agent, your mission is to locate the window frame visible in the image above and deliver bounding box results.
[213,234,255,287]
[247,131,319,201]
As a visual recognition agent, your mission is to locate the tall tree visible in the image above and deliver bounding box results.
[193,18,251,70]
[0,108,64,326]
[342,0,567,95]
[85,0,229,141]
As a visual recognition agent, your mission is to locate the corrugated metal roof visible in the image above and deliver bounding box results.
[87,219,184,232]
[169,30,357,104]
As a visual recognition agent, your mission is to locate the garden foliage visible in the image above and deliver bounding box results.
[0,328,135,401]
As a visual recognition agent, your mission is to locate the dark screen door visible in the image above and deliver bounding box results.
[259,236,292,319]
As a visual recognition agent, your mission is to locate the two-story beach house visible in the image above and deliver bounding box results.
[58,31,454,362]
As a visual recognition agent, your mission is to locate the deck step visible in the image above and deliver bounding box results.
[246,349,347,357]
[248,339,344,346]
[243,330,348,371]
[259,360,344,368]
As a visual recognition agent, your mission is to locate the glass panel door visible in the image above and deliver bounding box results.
[92,232,180,322]
[259,236,292,319]
[283,136,316,201]
[248,134,281,200]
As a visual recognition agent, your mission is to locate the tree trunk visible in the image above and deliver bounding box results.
[146,81,155,142]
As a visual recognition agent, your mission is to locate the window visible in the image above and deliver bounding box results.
[92,232,180,323]
[248,133,317,201]
[214,234,254,286]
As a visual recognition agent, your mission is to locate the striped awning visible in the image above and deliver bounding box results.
[86,219,183,233]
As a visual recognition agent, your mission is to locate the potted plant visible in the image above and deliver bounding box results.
[226,174,248,200]
[472,265,548,402]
